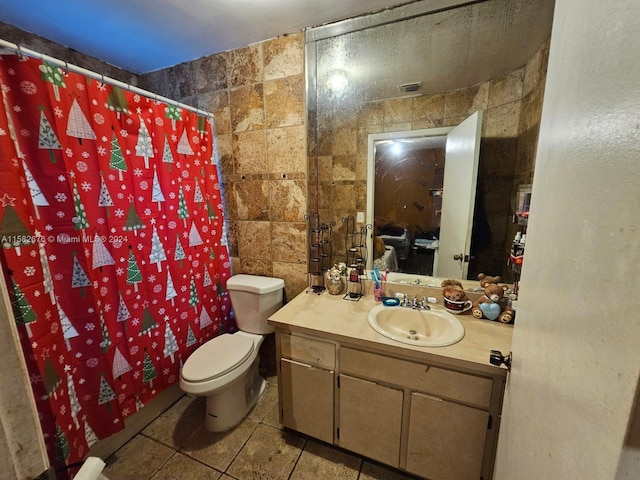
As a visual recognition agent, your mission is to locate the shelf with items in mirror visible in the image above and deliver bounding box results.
[513,184,531,227]
[509,231,525,269]
[342,216,372,301]
[305,213,335,294]
[509,185,531,290]
[513,212,529,227]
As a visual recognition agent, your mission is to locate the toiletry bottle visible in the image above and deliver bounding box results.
[349,265,358,282]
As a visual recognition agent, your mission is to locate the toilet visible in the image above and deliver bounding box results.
[179,274,284,432]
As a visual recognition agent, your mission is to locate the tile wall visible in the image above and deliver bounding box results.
[141,34,308,300]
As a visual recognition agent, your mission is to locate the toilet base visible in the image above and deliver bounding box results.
[204,356,266,432]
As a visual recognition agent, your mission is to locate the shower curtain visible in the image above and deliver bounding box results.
[0,53,233,467]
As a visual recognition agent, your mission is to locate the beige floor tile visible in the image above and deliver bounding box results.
[103,435,175,480]
[290,439,361,480]
[150,451,222,480]
[261,397,282,429]
[143,395,205,449]
[180,417,259,471]
[247,377,279,423]
[359,461,421,480]
[226,423,306,480]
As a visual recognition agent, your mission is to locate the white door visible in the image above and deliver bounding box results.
[494,2,640,479]
[433,110,482,279]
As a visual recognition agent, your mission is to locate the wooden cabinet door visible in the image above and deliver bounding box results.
[406,392,489,480]
[280,358,334,443]
[338,374,403,467]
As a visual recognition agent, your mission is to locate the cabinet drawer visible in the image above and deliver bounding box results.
[340,347,492,408]
[279,333,336,369]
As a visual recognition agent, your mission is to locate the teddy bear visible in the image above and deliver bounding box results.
[442,283,468,302]
[472,281,514,323]
[477,273,502,285]
[441,278,466,301]
[441,278,463,288]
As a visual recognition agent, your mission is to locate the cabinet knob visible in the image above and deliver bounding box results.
[489,350,512,370]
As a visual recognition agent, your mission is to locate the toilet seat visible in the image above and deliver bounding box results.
[182,333,255,383]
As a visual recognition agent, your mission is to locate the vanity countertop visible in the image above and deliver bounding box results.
[268,290,514,376]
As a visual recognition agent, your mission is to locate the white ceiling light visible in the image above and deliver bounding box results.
[326,70,349,93]
[391,141,402,156]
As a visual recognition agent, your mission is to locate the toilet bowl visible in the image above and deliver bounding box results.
[179,274,284,432]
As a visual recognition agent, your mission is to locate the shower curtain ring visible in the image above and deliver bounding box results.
[16,44,24,60]
[100,73,105,87]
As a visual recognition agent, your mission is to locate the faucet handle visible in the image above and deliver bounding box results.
[421,296,430,310]
[412,293,420,309]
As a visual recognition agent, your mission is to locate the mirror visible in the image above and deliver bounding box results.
[306,0,555,282]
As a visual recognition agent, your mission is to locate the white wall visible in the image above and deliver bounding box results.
[494,0,640,478]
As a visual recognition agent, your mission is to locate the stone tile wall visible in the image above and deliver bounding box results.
[141,34,308,300]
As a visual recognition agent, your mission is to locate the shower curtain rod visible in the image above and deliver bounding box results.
[0,38,214,119]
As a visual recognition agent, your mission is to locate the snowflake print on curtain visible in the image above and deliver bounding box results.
[0,54,233,468]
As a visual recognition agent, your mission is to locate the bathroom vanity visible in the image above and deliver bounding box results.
[268,290,513,480]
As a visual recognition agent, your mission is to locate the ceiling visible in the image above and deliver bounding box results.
[0,0,414,74]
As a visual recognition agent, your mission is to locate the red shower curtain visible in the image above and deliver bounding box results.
[0,54,233,467]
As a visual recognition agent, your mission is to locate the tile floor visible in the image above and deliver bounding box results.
[103,375,421,480]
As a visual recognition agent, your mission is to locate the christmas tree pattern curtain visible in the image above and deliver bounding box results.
[0,54,233,467]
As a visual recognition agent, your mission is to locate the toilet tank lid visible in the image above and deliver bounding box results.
[227,274,284,294]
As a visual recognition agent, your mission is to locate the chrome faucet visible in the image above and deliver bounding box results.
[400,293,410,308]
[397,293,430,310]
[411,294,430,310]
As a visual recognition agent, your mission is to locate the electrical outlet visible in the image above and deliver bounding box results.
[356,211,365,223]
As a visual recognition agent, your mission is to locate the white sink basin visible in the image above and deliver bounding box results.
[385,272,438,287]
[367,304,465,347]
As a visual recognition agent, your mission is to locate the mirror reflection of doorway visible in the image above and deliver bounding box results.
[367,111,483,279]
[374,136,446,275]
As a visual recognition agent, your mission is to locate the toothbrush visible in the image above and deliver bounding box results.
[373,266,382,283]
[370,271,379,289]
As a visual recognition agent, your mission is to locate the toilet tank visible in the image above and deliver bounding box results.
[227,274,284,334]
